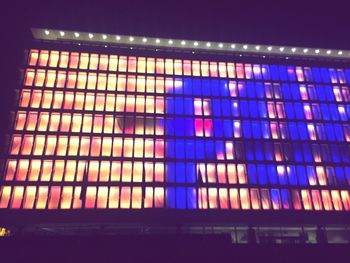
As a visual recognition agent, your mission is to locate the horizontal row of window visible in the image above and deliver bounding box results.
[167,139,350,163]
[4,159,164,183]
[5,157,350,187]
[19,90,165,113]
[23,70,350,103]
[27,49,350,84]
[1,185,349,211]
[8,135,164,158]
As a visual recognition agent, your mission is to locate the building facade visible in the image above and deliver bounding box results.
[0,29,350,242]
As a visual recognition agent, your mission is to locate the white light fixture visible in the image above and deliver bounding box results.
[255,45,260,50]
[102,34,107,40]
[168,40,173,44]
[286,57,289,59]
[44,30,50,35]
[303,48,308,53]
[74,32,80,38]
[315,49,320,54]
[218,43,223,48]
[181,40,186,45]
[88,33,93,39]
[206,42,211,47]
[192,51,195,54]
[104,45,107,48]
[243,45,248,50]
[326,50,331,54]
[78,43,81,46]
[231,44,236,49]
[156,38,160,43]
[279,47,284,52]
[291,48,296,52]
[129,36,134,42]
[193,42,198,46]
[59,31,65,37]
[267,46,272,51]
[142,38,147,43]
[116,35,121,40]
[338,51,343,55]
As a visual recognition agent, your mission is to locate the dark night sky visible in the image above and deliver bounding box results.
[1,0,350,148]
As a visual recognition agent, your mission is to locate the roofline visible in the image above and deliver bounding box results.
[31,28,350,60]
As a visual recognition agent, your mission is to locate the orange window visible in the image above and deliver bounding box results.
[237,164,247,184]
[105,94,115,112]
[97,73,107,90]
[111,162,121,182]
[49,113,60,131]
[61,186,73,209]
[144,162,154,182]
[201,61,209,77]
[117,75,126,91]
[250,189,261,210]
[15,112,27,130]
[89,54,99,70]
[107,74,117,91]
[48,186,61,209]
[144,187,153,208]
[41,160,53,181]
[21,135,34,155]
[72,187,82,209]
[207,164,216,183]
[88,161,99,182]
[104,115,114,134]
[52,91,64,108]
[155,77,164,93]
[38,50,49,67]
[101,137,112,157]
[144,139,154,158]
[209,62,218,77]
[0,186,12,208]
[125,95,135,112]
[34,69,46,87]
[227,63,236,78]
[64,160,76,182]
[154,162,164,182]
[109,187,120,208]
[183,60,191,76]
[77,72,87,89]
[20,89,31,107]
[80,137,91,156]
[56,136,68,156]
[146,58,155,74]
[36,186,48,209]
[45,136,57,155]
[33,135,45,155]
[135,96,145,113]
[122,162,132,182]
[23,186,37,209]
[30,90,41,110]
[165,59,173,75]
[227,164,237,184]
[16,159,29,181]
[87,73,97,90]
[5,160,17,181]
[99,54,108,71]
[66,71,77,88]
[112,137,122,157]
[85,93,95,111]
[69,52,79,69]
[229,189,240,209]
[131,187,142,209]
[154,187,164,208]
[45,70,56,87]
[28,159,41,180]
[56,71,66,88]
[219,188,229,209]
[63,92,74,110]
[109,55,118,71]
[42,90,53,108]
[10,135,22,155]
[240,188,250,209]
[79,53,89,69]
[301,190,312,210]
[76,161,86,182]
[99,161,110,182]
[208,188,218,209]
[28,49,39,66]
[218,62,227,78]
[127,56,137,72]
[24,69,35,86]
[331,190,343,211]
[59,51,69,68]
[123,139,133,158]
[118,56,127,72]
[120,187,131,209]
[127,75,136,92]
[92,115,104,133]
[134,138,144,158]
[68,136,79,156]
[11,186,24,209]
[217,164,226,183]
[198,187,208,209]
[155,140,164,158]
[133,162,143,182]
[95,94,106,111]
[174,59,182,75]
[321,190,333,211]
[261,189,271,210]
[155,58,164,74]
[192,61,200,76]
[90,137,101,157]
[73,92,84,110]
[97,187,108,209]
[146,76,155,93]
[311,190,323,210]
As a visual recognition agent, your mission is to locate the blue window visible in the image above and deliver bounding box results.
[175,140,185,159]
[185,140,195,159]
[330,144,340,163]
[258,101,267,118]
[271,189,281,208]
[246,142,254,160]
[187,187,197,209]
[316,85,326,101]
[223,119,233,138]
[174,118,184,136]
[288,122,298,140]
[293,143,303,162]
[325,85,335,101]
[320,104,330,120]
[320,68,330,83]
[231,100,240,117]
[255,141,264,160]
[294,103,304,119]
[296,165,307,186]
[335,167,346,186]
[220,80,229,97]
[270,65,279,81]
[257,164,267,185]
[210,80,219,96]
[247,81,256,98]
[339,145,349,162]
[281,189,291,209]
[184,118,194,136]
[329,104,339,120]
[290,84,301,100]
[238,82,247,97]
[213,119,223,138]
[167,163,175,182]
[176,187,186,209]
[221,99,231,117]
[312,67,322,83]
[215,140,225,158]
[297,123,308,140]
[248,164,257,184]
[175,162,186,182]
[262,65,271,80]
[193,79,201,96]
[344,167,350,186]
[205,140,215,160]
[282,84,291,99]
[183,78,192,95]
[166,97,174,114]
[255,82,264,98]
[195,140,205,160]
[212,98,221,117]
[285,102,295,119]
[240,100,249,118]
[184,98,193,115]
[302,143,312,162]
[287,165,298,186]
[279,65,288,81]
[202,79,210,96]
[174,97,184,115]
[252,121,261,139]
[345,69,350,83]
[242,120,252,138]
[166,117,174,135]
[267,165,278,184]
[264,142,273,161]
[261,121,270,139]
[334,124,344,141]
[167,187,175,208]
[325,124,335,141]
[249,101,258,118]
[186,163,196,183]
[287,66,297,82]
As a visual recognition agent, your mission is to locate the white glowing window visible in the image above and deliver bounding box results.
[228,81,237,97]
[267,102,276,119]
[299,85,308,100]
[194,99,211,116]
[270,122,279,139]
[303,104,312,120]
[295,67,304,82]
[333,86,342,102]
[307,123,317,140]
[233,121,241,138]
[338,106,347,121]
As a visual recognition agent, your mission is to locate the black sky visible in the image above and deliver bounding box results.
[1,0,350,148]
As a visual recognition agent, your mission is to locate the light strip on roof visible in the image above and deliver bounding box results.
[31,28,350,60]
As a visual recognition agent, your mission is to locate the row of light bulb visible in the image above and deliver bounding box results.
[44,30,345,56]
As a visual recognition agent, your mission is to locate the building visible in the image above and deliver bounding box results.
[0,28,350,243]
